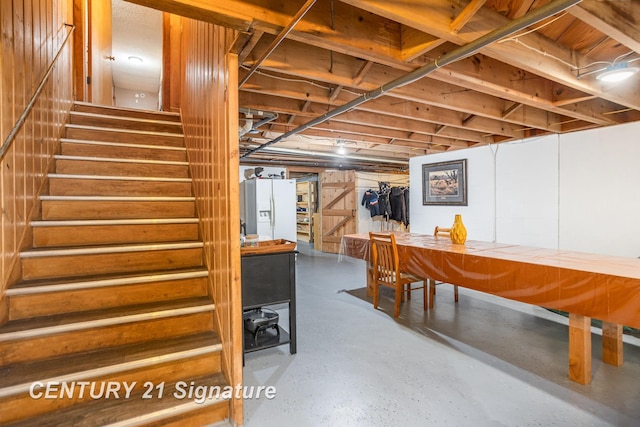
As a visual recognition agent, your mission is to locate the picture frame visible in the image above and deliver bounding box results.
[422,159,467,205]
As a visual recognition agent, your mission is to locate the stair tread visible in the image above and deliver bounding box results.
[72,101,180,122]
[55,154,189,166]
[21,241,203,257]
[61,138,187,152]
[41,195,195,201]
[0,332,221,391]
[70,111,183,128]
[72,102,181,120]
[31,218,198,227]
[3,373,228,427]
[66,123,185,138]
[7,267,208,294]
[0,297,213,336]
[48,173,192,182]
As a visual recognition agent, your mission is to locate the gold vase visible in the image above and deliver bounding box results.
[450,214,467,245]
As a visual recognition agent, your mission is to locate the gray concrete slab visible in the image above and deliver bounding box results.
[242,243,640,426]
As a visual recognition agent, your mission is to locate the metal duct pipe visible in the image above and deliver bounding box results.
[239,114,253,137]
[254,146,409,165]
[239,107,278,119]
[238,107,279,137]
[241,0,582,159]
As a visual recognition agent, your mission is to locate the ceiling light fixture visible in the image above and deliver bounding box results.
[128,55,143,64]
[336,140,347,155]
[596,62,639,83]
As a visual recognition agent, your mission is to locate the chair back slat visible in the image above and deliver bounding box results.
[370,232,399,286]
[369,231,429,317]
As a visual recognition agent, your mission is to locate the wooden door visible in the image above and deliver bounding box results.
[320,171,357,254]
[88,0,113,105]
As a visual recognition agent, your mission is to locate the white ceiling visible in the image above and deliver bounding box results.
[111,0,162,94]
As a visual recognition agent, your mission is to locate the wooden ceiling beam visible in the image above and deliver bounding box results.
[144,0,640,128]
[352,60,374,85]
[250,39,613,132]
[247,39,564,131]
[568,1,640,54]
[340,0,640,110]
[551,84,597,106]
[462,114,476,126]
[450,0,487,34]
[123,0,252,31]
[240,80,520,138]
[287,117,473,148]
[503,102,523,119]
[400,26,447,62]
[151,0,630,130]
[287,99,313,124]
[237,30,264,64]
[329,85,343,103]
[267,132,418,157]
[358,98,519,138]
[509,0,536,20]
[327,110,488,143]
[416,51,614,125]
[144,0,629,122]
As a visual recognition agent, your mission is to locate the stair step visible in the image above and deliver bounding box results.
[0,332,222,423]
[61,139,187,162]
[7,268,208,320]
[54,155,190,178]
[65,124,184,147]
[0,297,215,365]
[2,373,229,427]
[0,331,221,396]
[5,104,231,424]
[40,196,196,220]
[32,218,199,247]
[48,174,193,197]
[69,111,183,133]
[72,102,181,122]
[21,242,204,280]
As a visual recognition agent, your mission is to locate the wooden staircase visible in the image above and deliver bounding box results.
[0,103,231,426]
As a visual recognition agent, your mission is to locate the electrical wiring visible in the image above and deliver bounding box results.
[497,11,640,75]
[240,64,363,97]
[499,11,568,40]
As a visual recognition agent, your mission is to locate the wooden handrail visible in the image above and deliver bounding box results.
[0,23,75,161]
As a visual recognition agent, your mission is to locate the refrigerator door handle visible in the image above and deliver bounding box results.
[270,185,276,239]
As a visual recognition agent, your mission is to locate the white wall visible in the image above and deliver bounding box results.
[114,87,159,110]
[559,124,640,257]
[495,135,559,249]
[409,146,496,242]
[409,121,640,258]
[356,172,409,234]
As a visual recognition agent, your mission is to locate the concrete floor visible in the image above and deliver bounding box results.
[242,243,640,427]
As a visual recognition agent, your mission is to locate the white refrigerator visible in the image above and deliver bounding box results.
[240,179,297,242]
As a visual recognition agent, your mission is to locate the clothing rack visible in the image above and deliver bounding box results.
[361,181,410,229]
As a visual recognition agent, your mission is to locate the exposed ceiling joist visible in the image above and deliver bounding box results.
[124,0,640,170]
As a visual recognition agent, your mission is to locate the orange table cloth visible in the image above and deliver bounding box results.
[341,232,640,384]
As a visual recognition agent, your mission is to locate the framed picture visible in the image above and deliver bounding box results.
[422,159,467,205]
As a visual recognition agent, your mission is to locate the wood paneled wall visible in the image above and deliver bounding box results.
[179,18,243,426]
[0,0,74,322]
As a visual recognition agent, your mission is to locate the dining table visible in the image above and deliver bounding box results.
[340,232,640,385]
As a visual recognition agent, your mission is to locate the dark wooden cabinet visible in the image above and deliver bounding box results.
[241,250,297,355]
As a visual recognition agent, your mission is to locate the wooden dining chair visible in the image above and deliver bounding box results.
[369,232,428,318]
[432,226,460,309]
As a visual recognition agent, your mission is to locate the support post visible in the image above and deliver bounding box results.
[568,313,592,385]
[602,321,623,366]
